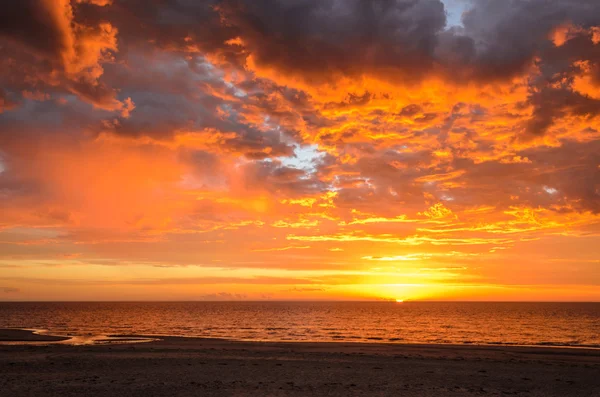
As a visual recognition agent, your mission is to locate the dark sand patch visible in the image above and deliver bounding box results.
[0,329,70,342]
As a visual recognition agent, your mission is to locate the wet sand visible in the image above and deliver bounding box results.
[1,331,599,396]
[0,328,70,342]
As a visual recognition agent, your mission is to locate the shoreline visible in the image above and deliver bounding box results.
[2,328,599,351]
[113,334,600,353]
[1,331,598,396]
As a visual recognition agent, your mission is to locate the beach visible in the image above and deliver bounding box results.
[1,330,599,396]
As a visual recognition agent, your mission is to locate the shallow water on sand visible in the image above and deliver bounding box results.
[0,301,598,347]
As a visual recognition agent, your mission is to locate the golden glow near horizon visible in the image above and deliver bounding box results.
[0,1,600,301]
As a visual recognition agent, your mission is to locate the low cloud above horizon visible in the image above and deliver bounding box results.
[0,0,599,301]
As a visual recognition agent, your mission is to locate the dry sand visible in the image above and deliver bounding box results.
[0,329,599,396]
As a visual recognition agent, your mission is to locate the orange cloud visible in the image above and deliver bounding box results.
[1,0,600,301]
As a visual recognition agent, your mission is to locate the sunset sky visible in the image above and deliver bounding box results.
[1,0,599,301]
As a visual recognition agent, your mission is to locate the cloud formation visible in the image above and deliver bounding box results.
[0,0,131,112]
[0,0,599,301]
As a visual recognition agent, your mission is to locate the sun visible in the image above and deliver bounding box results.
[395,299,404,303]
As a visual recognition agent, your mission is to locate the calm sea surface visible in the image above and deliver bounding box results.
[0,302,598,347]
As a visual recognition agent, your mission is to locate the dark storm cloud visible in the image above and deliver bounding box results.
[243,160,328,196]
[522,140,600,214]
[5,0,600,90]
[101,0,597,85]
[5,0,599,130]
[522,32,600,137]
[0,0,70,60]
[441,0,600,79]
[224,127,295,159]
[76,0,234,56]
[219,0,447,81]
[525,87,600,137]
[0,0,129,112]
[81,0,449,80]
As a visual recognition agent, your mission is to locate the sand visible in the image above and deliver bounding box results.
[0,328,70,342]
[0,330,599,396]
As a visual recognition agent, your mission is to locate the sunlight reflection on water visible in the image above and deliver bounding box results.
[0,302,598,348]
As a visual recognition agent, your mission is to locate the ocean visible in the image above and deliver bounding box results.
[0,301,598,348]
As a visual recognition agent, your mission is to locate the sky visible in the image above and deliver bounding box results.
[0,0,599,302]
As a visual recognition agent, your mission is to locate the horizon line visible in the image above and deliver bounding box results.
[1,300,599,303]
